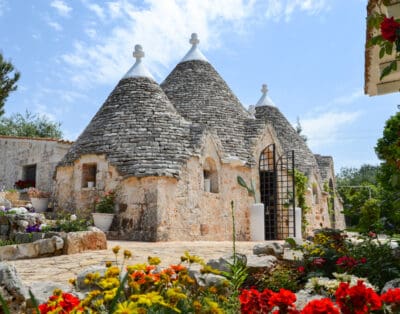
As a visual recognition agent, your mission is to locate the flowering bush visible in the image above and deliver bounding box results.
[38,289,81,313]
[14,179,35,189]
[27,187,50,198]
[94,190,116,213]
[368,10,400,79]
[300,298,339,314]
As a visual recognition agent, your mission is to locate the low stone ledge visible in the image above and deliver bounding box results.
[0,229,107,261]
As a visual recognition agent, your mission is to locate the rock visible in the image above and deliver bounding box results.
[27,281,73,305]
[37,236,64,256]
[191,270,227,287]
[63,230,107,255]
[0,245,18,260]
[283,248,304,261]
[382,278,400,293]
[246,255,277,272]
[16,242,39,259]
[253,242,284,258]
[0,197,12,208]
[0,262,29,305]
[206,254,247,273]
[295,290,325,310]
[76,266,106,291]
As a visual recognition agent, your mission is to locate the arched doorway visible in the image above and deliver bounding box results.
[259,144,296,240]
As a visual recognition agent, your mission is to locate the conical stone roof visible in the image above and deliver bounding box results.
[254,101,319,176]
[161,35,252,163]
[59,48,193,178]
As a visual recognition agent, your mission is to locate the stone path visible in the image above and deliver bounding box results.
[8,241,260,287]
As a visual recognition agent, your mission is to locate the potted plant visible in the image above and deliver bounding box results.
[92,190,116,232]
[237,176,265,241]
[27,187,50,212]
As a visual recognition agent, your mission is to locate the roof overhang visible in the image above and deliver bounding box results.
[365,0,400,96]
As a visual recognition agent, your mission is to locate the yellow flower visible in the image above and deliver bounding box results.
[113,246,121,254]
[124,250,133,259]
[193,300,202,312]
[105,266,120,278]
[114,301,138,314]
[106,261,113,267]
[148,256,161,265]
[127,264,147,273]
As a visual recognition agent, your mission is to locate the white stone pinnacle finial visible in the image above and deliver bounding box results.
[133,44,144,61]
[190,33,199,46]
[261,84,268,95]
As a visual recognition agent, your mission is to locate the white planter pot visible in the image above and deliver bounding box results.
[30,198,49,213]
[92,213,115,232]
[87,181,95,188]
[250,203,265,241]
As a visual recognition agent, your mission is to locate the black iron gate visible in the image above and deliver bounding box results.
[259,145,296,240]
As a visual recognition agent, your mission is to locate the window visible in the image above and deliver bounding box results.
[82,163,97,188]
[23,164,36,187]
[203,158,219,193]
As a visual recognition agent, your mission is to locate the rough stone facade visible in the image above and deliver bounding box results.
[0,136,71,192]
[53,40,345,241]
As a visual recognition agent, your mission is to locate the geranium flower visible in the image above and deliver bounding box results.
[381,288,400,304]
[381,17,400,42]
[300,298,340,314]
[335,280,381,314]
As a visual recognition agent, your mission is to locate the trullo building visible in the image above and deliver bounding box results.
[55,34,345,241]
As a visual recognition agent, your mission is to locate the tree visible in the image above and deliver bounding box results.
[0,53,20,116]
[0,111,62,138]
[336,165,380,228]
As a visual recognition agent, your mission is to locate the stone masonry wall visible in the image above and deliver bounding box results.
[0,137,71,192]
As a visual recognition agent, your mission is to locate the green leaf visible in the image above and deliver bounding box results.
[285,237,297,249]
[109,272,129,314]
[386,42,394,55]
[28,290,40,314]
[380,47,386,59]
[0,293,10,314]
[380,64,393,80]
[237,176,247,189]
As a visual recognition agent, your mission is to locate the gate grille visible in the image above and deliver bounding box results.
[259,145,295,240]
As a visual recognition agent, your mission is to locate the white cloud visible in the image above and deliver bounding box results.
[51,0,72,17]
[266,0,329,21]
[0,0,7,16]
[330,88,364,106]
[86,3,105,20]
[48,21,63,31]
[301,111,361,149]
[61,0,331,87]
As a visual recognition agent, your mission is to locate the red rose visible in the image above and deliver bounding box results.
[381,17,400,42]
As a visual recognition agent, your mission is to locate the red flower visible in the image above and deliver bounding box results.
[297,266,305,273]
[300,298,340,314]
[39,292,81,313]
[240,288,273,313]
[368,231,377,238]
[359,257,367,264]
[336,256,359,270]
[312,257,326,267]
[381,17,400,42]
[381,288,400,304]
[335,280,381,314]
[269,289,298,313]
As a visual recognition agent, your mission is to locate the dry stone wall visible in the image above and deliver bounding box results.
[0,137,71,192]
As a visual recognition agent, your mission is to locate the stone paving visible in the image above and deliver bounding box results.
[8,241,260,288]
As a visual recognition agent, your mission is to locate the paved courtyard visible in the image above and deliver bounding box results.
[8,241,260,287]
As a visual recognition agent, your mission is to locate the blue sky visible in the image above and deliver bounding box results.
[0,0,398,172]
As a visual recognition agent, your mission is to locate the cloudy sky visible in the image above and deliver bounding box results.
[0,0,398,172]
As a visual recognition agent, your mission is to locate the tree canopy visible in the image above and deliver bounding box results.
[0,111,62,139]
[0,53,20,116]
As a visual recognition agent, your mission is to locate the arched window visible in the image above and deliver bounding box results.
[203,158,219,193]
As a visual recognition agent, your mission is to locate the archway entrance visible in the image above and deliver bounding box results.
[259,144,296,240]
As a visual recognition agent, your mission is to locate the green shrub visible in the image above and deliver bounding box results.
[358,198,381,232]
[257,265,300,292]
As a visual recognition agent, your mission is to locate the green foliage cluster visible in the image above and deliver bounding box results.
[0,110,62,138]
[257,265,300,292]
[347,236,400,290]
[0,53,20,116]
[0,239,16,247]
[294,169,310,235]
[296,229,400,290]
[367,6,400,79]
[95,191,116,213]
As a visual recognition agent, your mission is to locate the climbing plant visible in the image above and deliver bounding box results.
[294,169,310,235]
